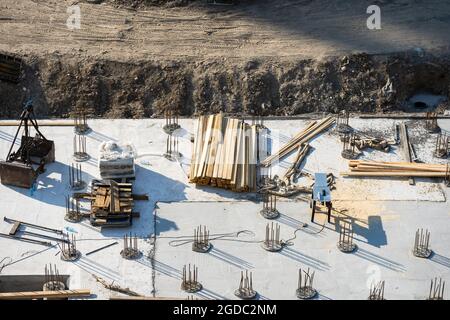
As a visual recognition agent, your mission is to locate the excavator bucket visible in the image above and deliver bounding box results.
[20,136,55,163]
[0,161,37,189]
[0,100,56,189]
[0,137,54,188]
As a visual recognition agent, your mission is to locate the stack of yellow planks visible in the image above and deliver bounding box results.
[261,116,335,167]
[342,160,449,177]
[189,113,258,192]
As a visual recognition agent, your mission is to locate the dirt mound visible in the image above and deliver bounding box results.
[0,52,449,119]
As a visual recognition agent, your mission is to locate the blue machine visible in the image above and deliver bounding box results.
[311,173,332,223]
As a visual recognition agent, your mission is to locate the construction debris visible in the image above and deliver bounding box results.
[192,225,211,253]
[261,222,282,252]
[86,241,119,256]
[413,228,432,258]
[181,264,202,293]
[260,192,279,219]
[343,161,449,178]
[350,135,391,153]
[282,143,311,184]
[0,100,55,188]
[234,270,256,300]
[99,141,136,180]
[120,233,141,259]
[296,268,317,300]
[428,277,445,300]
[75,180,148,227]
[189,113,258,192]
[73,134,89,162]
[93,274,141,297]
[261,116,335,167]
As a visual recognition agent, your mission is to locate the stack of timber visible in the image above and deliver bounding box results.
[342,161,449,177]
[261,116,335,167]
[75,180,148,227]
[189,113,258,192]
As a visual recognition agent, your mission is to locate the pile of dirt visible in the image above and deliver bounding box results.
[0,51,449,119]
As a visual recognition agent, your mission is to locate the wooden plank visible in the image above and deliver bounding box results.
[197,114,215,178]
[0,289,91,299]
[261,117,334,167]
[341,171,447,177]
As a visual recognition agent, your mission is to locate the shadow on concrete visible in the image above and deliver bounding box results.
[280,247,330,271]
[256,293,270,300]
[208,247,253,269]
[151,259,182,280]
[75,256,122,282]
[317,293,333,300]
[0,130,21,146]
[278,213,326,238]
[87,130,118,143]
[430,252,450,268]
[354,247,406,272]
[335,215,387,248]
[195,288,227,300]
[358,216,388,248]
[1,161,95,209]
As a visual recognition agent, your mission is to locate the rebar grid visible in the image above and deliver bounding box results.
[234,270,257,299]
[61,233,80,261]
[337,220,357,253]
[428,277,445,300]
[261,222,282,252]
[120,233,141,259]
[192,225,211,253]
[73,134,89,162]
[296,268,317,299]
[181,264,202,293]
[368,281,385,300]
[260,192,279,219]
[413,228,432,258]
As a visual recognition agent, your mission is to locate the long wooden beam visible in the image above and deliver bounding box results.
[0,289,91,299]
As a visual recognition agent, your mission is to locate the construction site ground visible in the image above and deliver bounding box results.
[0,117,449,299]
[1,0,450,60]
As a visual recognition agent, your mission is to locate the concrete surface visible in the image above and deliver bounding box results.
[0,117,448,299]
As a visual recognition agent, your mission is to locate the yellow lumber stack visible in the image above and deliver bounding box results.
[189,113,258,192]
[342,160,449,177]
[261,116,335,167]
